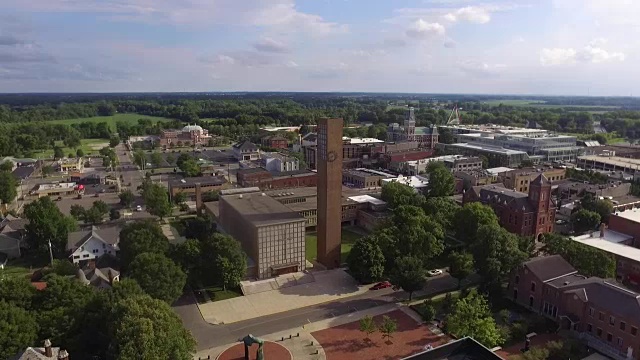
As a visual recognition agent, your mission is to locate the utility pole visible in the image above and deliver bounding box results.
[48,240,54,267]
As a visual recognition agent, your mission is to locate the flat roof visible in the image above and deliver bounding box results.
[348,195,386,206]
[169,176,227,187]
[381,175,428,188]
[571,230,639,262]
[578,155,640,170]
[343,137,384,144]
[221,192,305,227]
[612,208,640,223]
[446,143,527,156]
[486,167,514,175]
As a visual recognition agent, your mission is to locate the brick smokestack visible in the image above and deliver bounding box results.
[44,339,52,357]
[195,183,202,213]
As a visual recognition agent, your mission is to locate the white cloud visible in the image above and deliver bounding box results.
[443,38,457,48]
[253,37,289,53]
[406,19,445,38]
[458,60,506,77]
[285,60,298,68]
[540,43,625,66]
[215,55,235,65]
[444,6,491,24]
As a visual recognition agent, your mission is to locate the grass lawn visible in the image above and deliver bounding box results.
[31,138,110,159]
[204,286,242,302]
[305,228,364,263]
[1,257,48,280]
[46,113,174,131]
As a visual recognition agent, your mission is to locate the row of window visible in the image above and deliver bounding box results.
[587,324,629,348]
[589,307,639,335]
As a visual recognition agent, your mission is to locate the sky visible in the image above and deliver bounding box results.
[0,0,638,95]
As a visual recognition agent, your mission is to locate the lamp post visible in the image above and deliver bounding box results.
[48,240,54,267]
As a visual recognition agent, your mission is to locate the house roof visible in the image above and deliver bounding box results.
[67,225,120,251]
[83,267,119,288]
[523,255,577,282]
[562,278,640,324]
[12,346,61,360]
[12,166,35,180]
[0,216,28,240]
[473,184,535,212]
[530,174,549,186]
[233,140,258,151]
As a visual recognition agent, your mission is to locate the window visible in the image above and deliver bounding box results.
[589,307,595,317]
[529,296,534,307]
[632,327,638,336]
[531,282,536,292]
[597,328,602,337]
[621,322,626,331]
[515,275,520,284]
[513,289,518,300]
[610,316,616,326]
[599,312,605,321]
[587,324,593,333]
[73,255,80,259]
[607,333,613,342]
[618,337,623,347]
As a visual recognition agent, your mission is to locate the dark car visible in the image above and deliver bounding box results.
[370,281,392,290]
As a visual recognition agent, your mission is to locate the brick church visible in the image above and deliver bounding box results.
[463,174,555,239]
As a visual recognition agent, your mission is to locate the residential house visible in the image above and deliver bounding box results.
[0,215,27,259]
[67,226,120,265]
[232,140,260,161]
[11,339,69,360]
[509,255,640,360]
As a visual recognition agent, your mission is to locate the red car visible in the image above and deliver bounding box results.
[370,281,392,290]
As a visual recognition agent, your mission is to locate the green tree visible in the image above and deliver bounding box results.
[0,277,37,309]
[422,197,459,231]
[127,252,187,304]
[0,161,13,172]
[173,191,187,205]
[346,235,385,283]
[76,148,84,158]
[454,202,499,245]
[425,162,455,197]
[24,197,77,257]
[41,165,53,177]
[448,251,474,289]
[542,233,615,278]
[0,301,38,360]
[378,315,398,343]
[83,207,105,224]
[119,221,169,268]
[570,209,601,233]
[109,136,120,148]
[390,256,425,301]
[41,259,79,277]
[119,189,135,207]
[446,291,503,348]
[202,190,219,202]
[110,208,121,220]
[103,155,112,169]
[381,181,423,208]
[142,183,172,219]
[199,234,247,288]
[169,239,202,285]
[69,204,85,220]
[107,295,196,360]
[179,158,202,177]
[421,299,436,321]
[150,152,163,168]
[133,150,146,168]
[359,315,377,341]
[53,146,64,159]
[0,171,18,204]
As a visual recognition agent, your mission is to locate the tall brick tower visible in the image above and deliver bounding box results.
[317,118,343,269]
[529,174,553,241]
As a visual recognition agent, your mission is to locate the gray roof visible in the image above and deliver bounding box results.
[221,192,305,227]
[12,166,35,180]
[474,184,535,212]
[84,267,119,288]
[561,278,640,324]
[67,225,120,250]
[12,346,62,360]
[169,175,227,187]
[523,255,577,282]
[233,140,258,151]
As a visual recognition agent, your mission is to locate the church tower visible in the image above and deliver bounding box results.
[404,107,416,141]
[528,174,553,240]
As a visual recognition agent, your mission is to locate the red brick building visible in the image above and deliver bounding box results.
[463,174,555,239]
[509,255,640,360]
[261,135,288,149]
[159,125,211,147]
[236,167,317,189]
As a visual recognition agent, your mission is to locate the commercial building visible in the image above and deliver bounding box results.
[508,255,640,360]
[217,190,306,279]
[342,168,394,188]
[168,176,229,209]
[500,166,566,193]
[303,136,384,170]
[463,174,555,239]
[261,135,288,149]
[236,168,317,189]
[159,125,211,147]
[58,158,83,174]
[455,170,496,187]
[381,175,429,192]
[437,142,529,168]
[316,117,343,269]
[578,155,640,175]
[383,149,436,173]
[262,152,299,172]
[387,107,439,149]
[610,210,640,247]
[29,182,80,198]
[406,155,482,175]
[439,124,549,139]
[232,140,260,161]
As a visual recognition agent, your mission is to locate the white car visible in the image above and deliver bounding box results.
[136,205,143,212]
[427,269,443,277]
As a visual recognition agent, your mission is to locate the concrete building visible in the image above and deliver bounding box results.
[456,132,580,162]
[578,155,640,175]
[381,175,429,192]
[463,174,555,239]
[168,176,229,209]
[406,155,482,175]
[159,125,211,148]
[342,168,394,188]
[262,152,299,172]
[218,191,306,279]
[455,170,497,187]
[58,158,83,174]
[437,142,530,168]
[501,166,566,193]
[439,123,549,139]
[261,135,288,149]
[232,140,260,161]
[236,168,317,189]
[316,117,343,269]
[508,255,640,360]
[29,182,79,198]
[303,136,384,170]
[386,107,439,149]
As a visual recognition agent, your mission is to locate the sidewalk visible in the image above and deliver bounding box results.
[197,269,369,324]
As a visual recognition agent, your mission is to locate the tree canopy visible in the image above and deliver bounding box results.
[127,252,187,304]
[542,233,615,278]
[381,182,423,208]
[346,235,385,284]
[425,162,455,198]
[142,183,172,219]
[448,251,474,288]
[446,290,503,348]
[0,301,38,360]
[0,277,37,309]
[570,209,601,234]
[390,256,425,301]
[0,171,18,204]
[118,221,170,268]
[454,202,499,245]
[24,197,77,257]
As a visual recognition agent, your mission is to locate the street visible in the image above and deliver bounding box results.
[173,273,470,351]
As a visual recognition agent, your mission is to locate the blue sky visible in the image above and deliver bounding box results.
[0,0,637,95]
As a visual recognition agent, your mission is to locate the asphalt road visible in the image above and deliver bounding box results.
[173,273,466,352]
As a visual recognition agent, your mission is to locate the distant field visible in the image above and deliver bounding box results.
[483,99,545,106]
[31,138,109,159]
[483,99,619,110]
[46,113,174,131]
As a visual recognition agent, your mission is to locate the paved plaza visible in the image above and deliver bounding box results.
[197,269,369,324]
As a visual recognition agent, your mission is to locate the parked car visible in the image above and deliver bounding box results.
[136,205,143,212]
[370,281,392,290]
[555,219,567,225]
[427,269,443,277]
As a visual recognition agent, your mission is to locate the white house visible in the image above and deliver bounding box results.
[263,153,299,173]
[232,140,260,161]
[67,226,120,265]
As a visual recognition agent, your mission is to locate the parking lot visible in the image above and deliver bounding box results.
[144,148,237,168]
